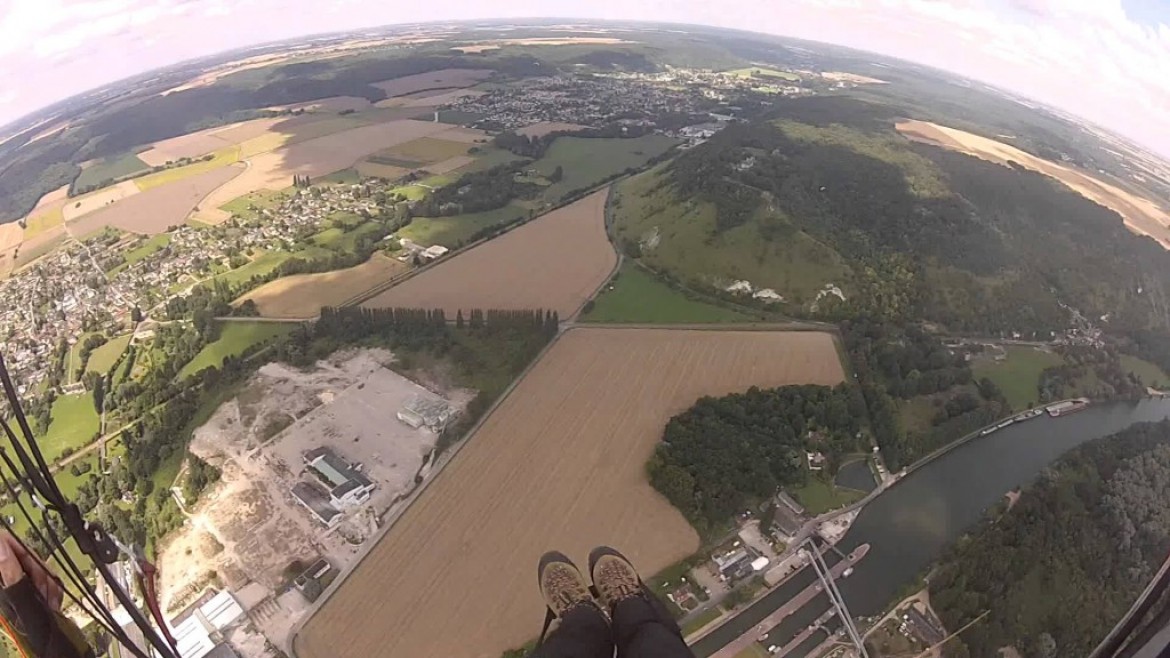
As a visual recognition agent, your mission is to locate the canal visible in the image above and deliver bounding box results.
[692,398,1170,657]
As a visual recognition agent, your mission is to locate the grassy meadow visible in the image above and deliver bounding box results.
[582,263,752,323]
[971,346,1065,411]
[178,321,294,379]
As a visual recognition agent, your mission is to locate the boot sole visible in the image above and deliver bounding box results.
[588,545,646,589]
[537,550,577,593]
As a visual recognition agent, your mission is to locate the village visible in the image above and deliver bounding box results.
[0,178,409,393]
[446,66,825,133]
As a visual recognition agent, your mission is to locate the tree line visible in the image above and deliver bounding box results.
[1038,345,1148,402]
[415,164,540,217]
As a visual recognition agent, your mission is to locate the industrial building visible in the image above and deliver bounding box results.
[291,482,342,528]
[304,447,375,507]
[114,590,244,658]
[396,395,454,431]
[713,548,755,581]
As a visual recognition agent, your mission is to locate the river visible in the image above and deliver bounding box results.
[692,398,1170,657]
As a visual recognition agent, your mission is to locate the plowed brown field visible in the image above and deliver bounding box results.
[296,327,845,658]
[235,253,406,318]
[363,189,615,317]
[67,165,243,235]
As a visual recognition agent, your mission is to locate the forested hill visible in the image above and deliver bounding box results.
[612,96,1170,345]
[929,420,1170,658]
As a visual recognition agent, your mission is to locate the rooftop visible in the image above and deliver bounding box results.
[292,481,340,525]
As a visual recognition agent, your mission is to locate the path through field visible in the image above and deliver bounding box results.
[296,327,845,658]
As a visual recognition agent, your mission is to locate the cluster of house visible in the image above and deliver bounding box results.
[0,179,400,399]
[447,74,709,131]
[712,543,772,583]
[0,238,132,392]
[393,238,449,264]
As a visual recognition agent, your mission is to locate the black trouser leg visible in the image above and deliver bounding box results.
[611,593,695,658]
[530,605,615,658]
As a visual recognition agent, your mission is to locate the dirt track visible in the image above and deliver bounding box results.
[362,189,615,317]
[296,327,845,658]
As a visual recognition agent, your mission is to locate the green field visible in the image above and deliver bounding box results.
[582,263,753,323]
[310,221,385,252]
[216,251,294,289]
[86,334,132,376]
[435,109,486,125]
[111,234,172,274]
[680,606,723,637]
[178,321,294,379]
[39,392,100,463]
[320,169,362,185]
[221,189,288,219]
[611,168,853,306]
[459,147,528,174]
[135,147,238,191]
[397,203,529,248]
[65,332,97,384]
[788,476,865,515]
[72,152,150,191]
[1121,355,1169,389]
[898,394,942,435]
[775,120,949,198]
[727,66,801,81]
[971,346,1065,411]
[531,135,679,201]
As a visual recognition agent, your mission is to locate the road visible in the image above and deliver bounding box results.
[706,544,870,658]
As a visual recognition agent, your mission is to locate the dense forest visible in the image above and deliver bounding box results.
[930,420,1170,658]
[1037,346,1147,402]
[647,383,869,536]
[416,164,540,216]
[660,96,1170,346]
[842,318,1008,470]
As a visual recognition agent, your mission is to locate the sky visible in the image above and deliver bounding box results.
[1,0,1169,157]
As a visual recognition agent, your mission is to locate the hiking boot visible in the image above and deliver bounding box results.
[538,551,599,618]
[588,546,647,612]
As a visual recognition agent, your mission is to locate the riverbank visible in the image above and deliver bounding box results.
[691,397,1170,658]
